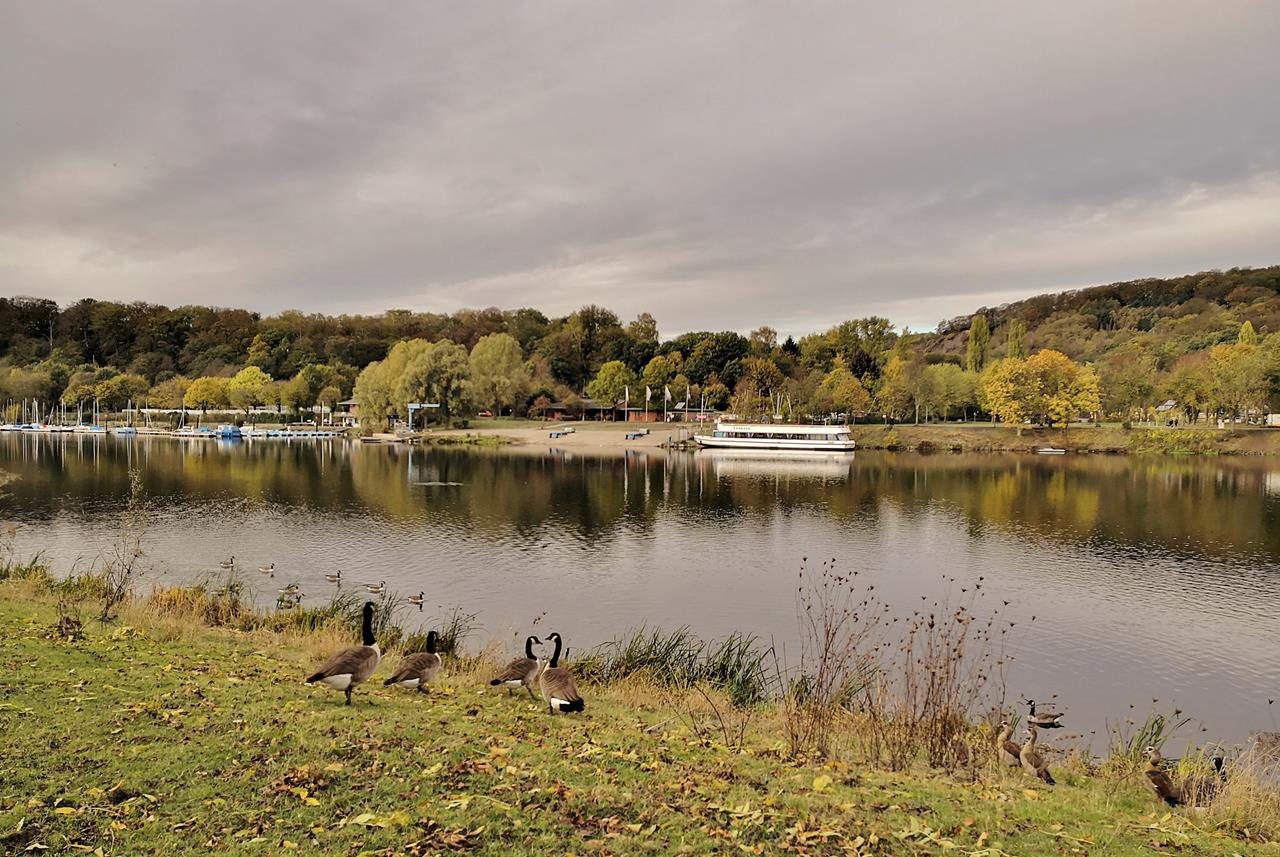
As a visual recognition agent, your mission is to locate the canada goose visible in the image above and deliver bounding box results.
[383,631,442,692]
[258,562,275,577]
[996,719,1021,767]
[1020,724,1055,784]
[1180,755,1227,806]
[305,601,381,705]
[219,555,235,569]
[279,582,301,594]
[538,632,584,715]
[366,581,386,595]
[1025,699,1064,729]
[324,570,342,584]
[489,635,542,698]
[1143,746,1182,806]
[407,592,425,610]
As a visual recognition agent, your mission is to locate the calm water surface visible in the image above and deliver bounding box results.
[2,433,1277,748]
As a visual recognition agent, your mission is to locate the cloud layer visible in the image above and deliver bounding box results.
[3,2,1278,336]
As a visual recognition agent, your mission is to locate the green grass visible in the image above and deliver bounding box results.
[0,585,1274,856]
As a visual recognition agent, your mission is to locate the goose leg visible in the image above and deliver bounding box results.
[344,687,353,706]
[526,685,537,700]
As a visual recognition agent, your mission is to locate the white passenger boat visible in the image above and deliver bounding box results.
[694,422,856,452]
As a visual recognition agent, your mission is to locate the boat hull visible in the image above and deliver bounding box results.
[694,435,855,452]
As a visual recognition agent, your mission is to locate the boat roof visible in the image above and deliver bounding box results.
[716,422,850,434]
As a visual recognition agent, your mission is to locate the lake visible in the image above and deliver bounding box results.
[2,432,1277,749]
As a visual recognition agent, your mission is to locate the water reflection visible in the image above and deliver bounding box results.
[1,432,1277,747]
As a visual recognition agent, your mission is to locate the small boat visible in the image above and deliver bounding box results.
[1037,447,1066,455]
[215,424,242,439]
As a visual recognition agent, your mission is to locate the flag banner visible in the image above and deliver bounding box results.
[645,386,652,402]
[664,386,672,402]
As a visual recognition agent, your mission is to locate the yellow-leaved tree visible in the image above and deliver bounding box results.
[1026,349,1100,428]
[979,357,1040,431]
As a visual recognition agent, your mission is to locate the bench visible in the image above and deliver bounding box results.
[624,431,645,440]
[549,431,567,439]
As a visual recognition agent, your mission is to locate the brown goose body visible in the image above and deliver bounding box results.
[1143,746,1182,806]
[489,635,542,697]
[1020,724,1055,785]
[306,601,381,705]
[997,720,1021,768]
[384,631,442,692]
[539,633,584,714]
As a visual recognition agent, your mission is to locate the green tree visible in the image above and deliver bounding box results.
[317,385,342,423]
[1097,348,1156,421]
[1005,319,1027,359]
[640,354,677,390]
[469,333,528,417]
[966,316,990,373]
[1238,320,1260,345]
[396,340,472,424]
[94,373,149,410]
[227,366,272,418]
[879,352,930,423]
[924,363,975,421]
[626,312,659,344]
[586,360,636,411]
[1165,355,1212,424]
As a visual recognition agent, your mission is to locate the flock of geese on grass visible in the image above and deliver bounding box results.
[302,601,584,715]
[218,558,426,612]
[996,700,1228,808]
[232,557,1230,802]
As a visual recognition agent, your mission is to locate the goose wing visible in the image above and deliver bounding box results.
[307,645,379,684]
[540,666,584,710]
[491,656,537,685]
[385,652,442,685]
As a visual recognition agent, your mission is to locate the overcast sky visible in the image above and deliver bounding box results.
[3,2,1278,338]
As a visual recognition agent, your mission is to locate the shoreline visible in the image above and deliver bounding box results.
[412,421,1280,456]
[3,574,1277,855]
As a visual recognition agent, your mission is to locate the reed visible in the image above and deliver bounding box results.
[572,625,770,707]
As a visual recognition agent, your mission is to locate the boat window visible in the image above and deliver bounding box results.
[837,434,850,441]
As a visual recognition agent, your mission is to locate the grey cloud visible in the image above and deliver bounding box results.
[3,1,1278,338]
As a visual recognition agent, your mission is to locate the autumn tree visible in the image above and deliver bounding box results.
[980,357,1041,429]
[227,366,272,418]
[1026,349,1100,428]
[148,376,190,409]
[815,356,871,416]
[1208,342,1268,421]
[183,377,230,416]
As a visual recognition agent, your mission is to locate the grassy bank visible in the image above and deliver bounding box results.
[843,423,1280,456]
[2,573,1274,856]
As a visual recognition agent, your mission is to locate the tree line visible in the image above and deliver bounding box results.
[2,264,1279,427]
